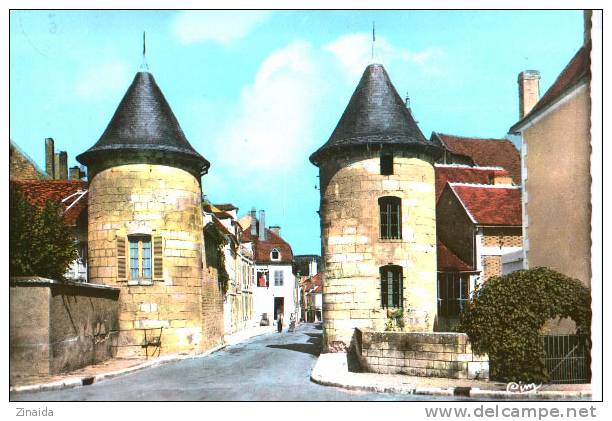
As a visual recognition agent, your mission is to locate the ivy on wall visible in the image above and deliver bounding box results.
[458,267,591,383]
[9,185,78,281]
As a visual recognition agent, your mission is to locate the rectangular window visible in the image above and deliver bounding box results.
[274,270,284,286]
[129,236,152,280]
[380,154,394,175]
[379,196,402,239]
[257,270,269,287]
[437,273,470,317]
[380,265,402,308]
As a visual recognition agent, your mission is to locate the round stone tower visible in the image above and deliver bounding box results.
[77,71,210,356]
[310,64,442,352]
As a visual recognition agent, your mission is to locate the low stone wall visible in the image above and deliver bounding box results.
[354,328,489,380]
[10,277,120,383]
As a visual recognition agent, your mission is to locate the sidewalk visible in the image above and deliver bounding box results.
[10,323,276,394]
[310,353,592,400]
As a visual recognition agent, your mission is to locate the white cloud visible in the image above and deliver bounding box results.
[205,33,446,197]
[212,40,323,182]
[324,33,445,80]
[75,60,130,100]
[171,11,271,45]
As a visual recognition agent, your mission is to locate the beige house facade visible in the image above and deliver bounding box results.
[509,41,591,289]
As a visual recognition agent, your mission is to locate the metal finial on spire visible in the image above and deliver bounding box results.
[405,91,411,109]
[371,21,376,62]
[140,31,149,71]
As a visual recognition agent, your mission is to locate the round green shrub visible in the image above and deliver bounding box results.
[458,267,591,383]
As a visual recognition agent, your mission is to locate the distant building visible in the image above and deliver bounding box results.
[10,179,89,281]
[203,203,255,336]
[300,273,322,323]
[436,181,522,330]
[241,209,297,327]
[432,133,521,185]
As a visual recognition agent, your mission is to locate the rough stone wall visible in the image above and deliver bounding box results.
[87,164,206,356]
[9,144,45,180]
[201,249,224,350]
[355,329,489,379]
[10,278,119,383]
[482,256,502,281]
[319,151,437,352]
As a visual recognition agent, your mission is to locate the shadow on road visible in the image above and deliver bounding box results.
[266,332,322,356]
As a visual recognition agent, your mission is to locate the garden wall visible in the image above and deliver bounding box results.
[10,277,120,383]
[354,328,489,380]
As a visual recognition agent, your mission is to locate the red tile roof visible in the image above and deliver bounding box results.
[437,240,474,272]
[241,224,294,264]
[300,273,322,293]
[434,164,510,201]
[449,183,522,226]
[510,44,591,132]
[10,179,88,226]
[434,133,521,184]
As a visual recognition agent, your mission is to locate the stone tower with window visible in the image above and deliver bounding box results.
[77,71,212,356]
[310,64,441,351]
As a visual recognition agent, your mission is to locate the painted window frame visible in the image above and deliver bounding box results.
[270,248,281,261]
[128,235,152,280]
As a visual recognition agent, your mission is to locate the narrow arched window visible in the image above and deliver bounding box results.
[379,196,402,239]
[270,248,280,261]
[380,265,403,308]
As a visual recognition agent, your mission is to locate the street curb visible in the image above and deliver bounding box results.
[10,326,276,394]
[310,353,592,400]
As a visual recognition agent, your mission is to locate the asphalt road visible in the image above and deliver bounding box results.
[11,323,452,401]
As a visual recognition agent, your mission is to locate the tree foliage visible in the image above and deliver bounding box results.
[10,185,79,281]
[458,267,591,383]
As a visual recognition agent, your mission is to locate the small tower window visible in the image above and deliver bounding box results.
[379,196,402,239]
[380,154,394,175]
[270,248,281,261]
[128,235,152,280]
[380,265,403,308]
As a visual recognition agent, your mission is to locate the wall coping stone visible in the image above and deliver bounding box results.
[10,276,120,292]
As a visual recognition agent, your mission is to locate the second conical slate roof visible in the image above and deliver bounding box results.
[77,71,209,177]
[310,64,439,164]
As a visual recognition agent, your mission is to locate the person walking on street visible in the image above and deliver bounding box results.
[277,311,283,333]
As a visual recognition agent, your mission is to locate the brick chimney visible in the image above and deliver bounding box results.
[45,138,54,178]
[58,151,68,180]
[518,70,540,119]
[258,210,266,241]
[269,226,281,236]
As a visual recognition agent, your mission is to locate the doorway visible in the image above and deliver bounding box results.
[274,297,284,320]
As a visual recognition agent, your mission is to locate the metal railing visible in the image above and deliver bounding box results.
[542,334,590,384]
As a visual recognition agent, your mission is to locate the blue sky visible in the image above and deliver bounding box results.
[10,10,584,256]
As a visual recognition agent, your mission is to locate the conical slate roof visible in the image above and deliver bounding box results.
[310,64,440,165]
[77,71,210,178]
